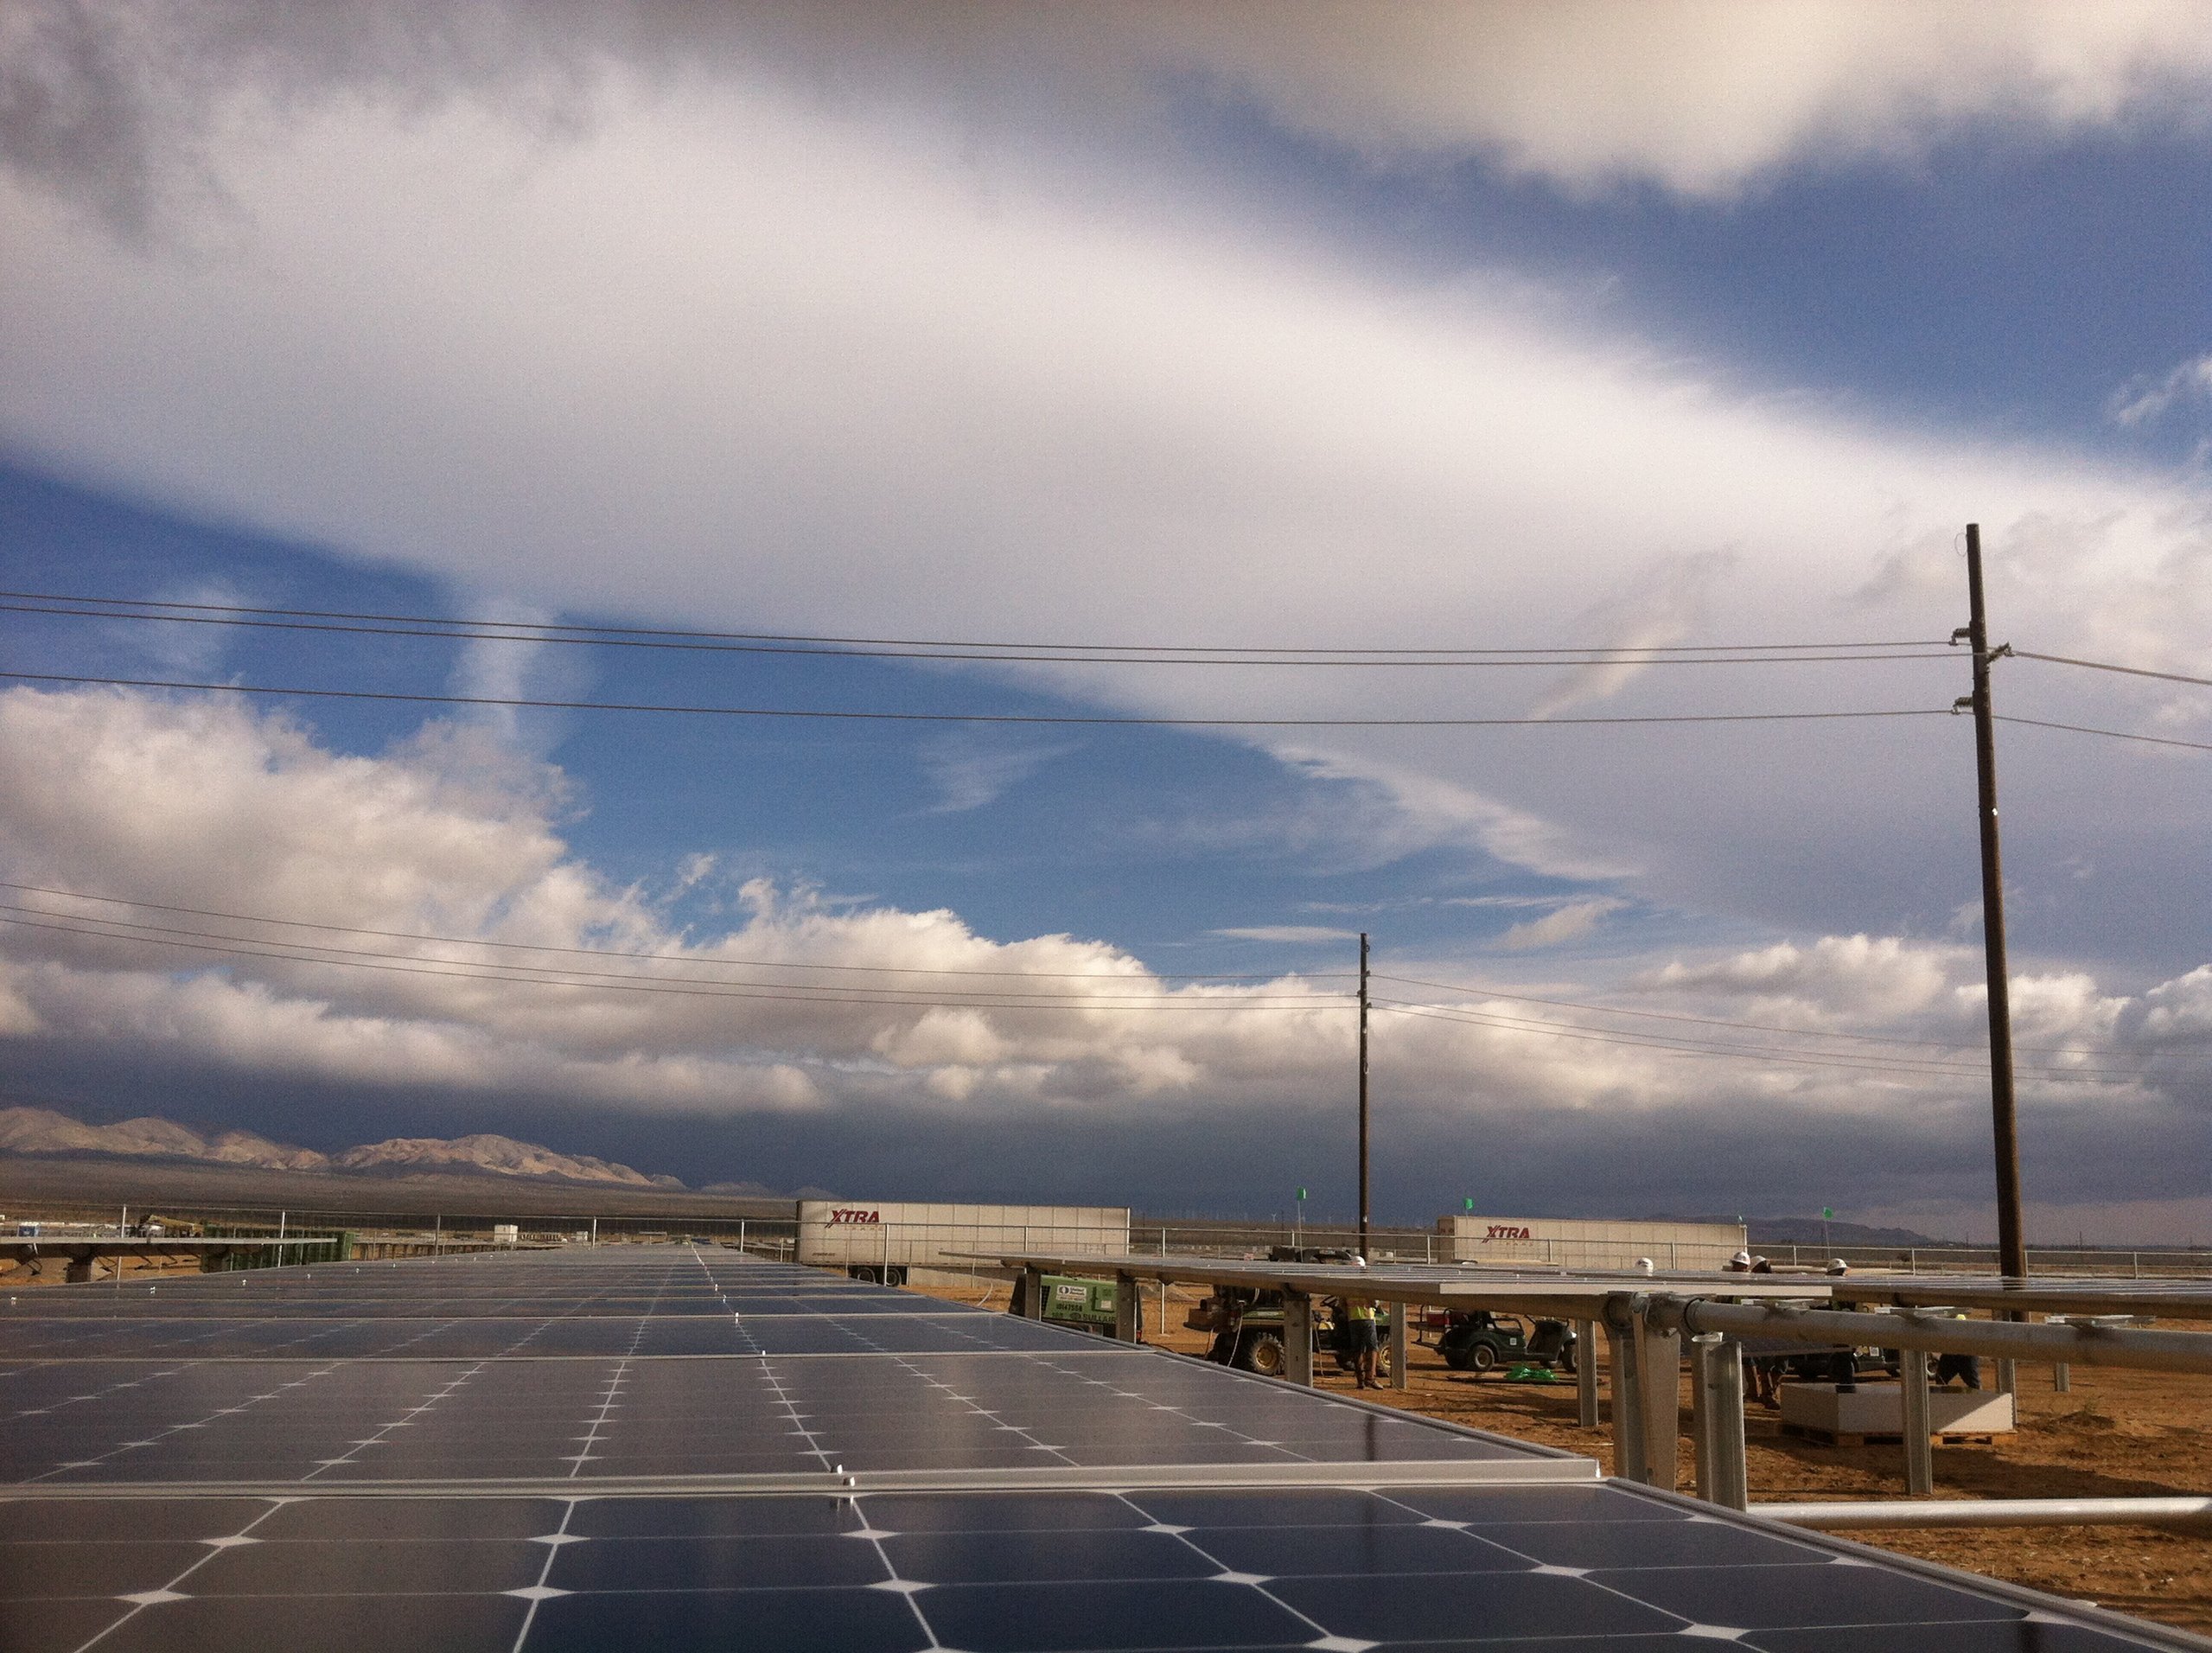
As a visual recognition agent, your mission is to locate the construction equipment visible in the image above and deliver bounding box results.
[1438,1310,1578,1376]
[1038,1273,1121,1336]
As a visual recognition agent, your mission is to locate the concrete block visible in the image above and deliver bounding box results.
[1780,1382,2014,1439]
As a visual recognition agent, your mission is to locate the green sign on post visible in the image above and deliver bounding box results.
[1463,1197,1475,1211]
[1822,1207,1834,1220]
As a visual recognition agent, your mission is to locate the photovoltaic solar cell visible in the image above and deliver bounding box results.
[0,1246,2196,1651]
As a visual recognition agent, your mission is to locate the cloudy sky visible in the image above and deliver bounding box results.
[3,3,2212,1238]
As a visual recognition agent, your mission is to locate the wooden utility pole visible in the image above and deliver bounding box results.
[1358,932,1371,1257]
[1958,523,2027,1280]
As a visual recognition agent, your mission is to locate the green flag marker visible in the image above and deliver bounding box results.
[1822,1207,1834,1220]
[1297,1187,1307,1202]
[1464,1197,1475,1211]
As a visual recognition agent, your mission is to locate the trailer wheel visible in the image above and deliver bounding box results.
[1239,1332,1286,1377]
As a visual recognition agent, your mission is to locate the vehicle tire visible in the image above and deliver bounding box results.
[1469,1342,1500,1375]
[1240,1332,1287,1377]
[1559,1345,1577,1377]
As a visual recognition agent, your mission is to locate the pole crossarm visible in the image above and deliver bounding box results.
[1641,1295,2212,1375]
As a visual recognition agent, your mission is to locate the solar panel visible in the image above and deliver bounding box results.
[0,1248,2196,1651]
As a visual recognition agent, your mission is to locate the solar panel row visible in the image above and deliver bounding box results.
[0,1247,2195,1651]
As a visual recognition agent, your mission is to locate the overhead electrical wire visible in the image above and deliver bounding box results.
[2012,648,2212,691]
[0,590,1956,664]
[1371,999,2146,1085]
[3,907,2145,1079]
[0,672,1954,731]
[0,882,1326,984]
[1371,971,2147,1062]
[0,892,2166,1082]
[1996,715,2212,756]
[1374,999,2011,1080]
[0,914,1349,1012]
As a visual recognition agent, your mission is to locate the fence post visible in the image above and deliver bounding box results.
[1576,1320,1599,1429]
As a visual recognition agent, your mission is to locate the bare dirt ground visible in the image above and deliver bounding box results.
[0,1252,208,1288]
[909,1277,2212,1636]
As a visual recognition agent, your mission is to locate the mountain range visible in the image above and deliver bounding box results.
[0,1105,696,1192]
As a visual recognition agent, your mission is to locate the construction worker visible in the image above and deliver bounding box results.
[1342,1295,1381,1388]
[1738,1255,1783,1404]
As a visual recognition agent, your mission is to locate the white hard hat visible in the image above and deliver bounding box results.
[1352,1254,1368,1267]
[1826,1258,1850,1275]
[1634,1257,1654,1274]
[1730,1250,1753,1267]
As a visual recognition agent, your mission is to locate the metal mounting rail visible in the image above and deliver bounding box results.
[1762,1497,2212,1529]
[0,1456,1601,1501]
[1641,1294,2212,1374]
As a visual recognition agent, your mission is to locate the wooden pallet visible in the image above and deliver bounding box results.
[1782,1422,2001,1447]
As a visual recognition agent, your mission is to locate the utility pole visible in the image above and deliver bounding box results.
[1956,523,2027,1280]
[1358,932,1371,1258]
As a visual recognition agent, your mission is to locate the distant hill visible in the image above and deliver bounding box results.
[1665,1212,1961,1248]
[0,1105,685,1192]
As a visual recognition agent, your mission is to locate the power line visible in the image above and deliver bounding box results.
[1996,714,2212,756]
[1372,972,2141,1061]
[0,905,1348,1005]
[0,914,1349,1012]
[0,603,1960,667]
[2013,648,2212,691]
[1372,999,2004,1079]
[0,590,1954,660]
[0,882,1318,983]
[1372,999,2145,1085]
[1374,996,1992,1077]
[0,671,1955,731]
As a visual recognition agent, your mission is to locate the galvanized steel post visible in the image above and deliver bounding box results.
[1576,1320,1600,1429]
[1114,1272,1140,1343]
[1283,1292,1316,1386]
[1389,1304,1409,1390]
[1638,1315,1682,1491]
[1691,1334,1748,1510]
[1603,1306,1646,1482]
[1900,1350,1935,1496]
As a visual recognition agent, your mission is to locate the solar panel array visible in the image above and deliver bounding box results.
[1,1247,2197,1650]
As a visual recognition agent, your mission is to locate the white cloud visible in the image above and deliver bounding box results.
[13,3,2212,225]
[2108,353,2212,428]
[1641,935,1957,1024]
[1494,898,1626,951]
[920,734,1076,814]
[1135,2,2212,197]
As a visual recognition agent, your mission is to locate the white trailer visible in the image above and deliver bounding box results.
[1437,1215,1745,1273]
[796,1201,1129,1284]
